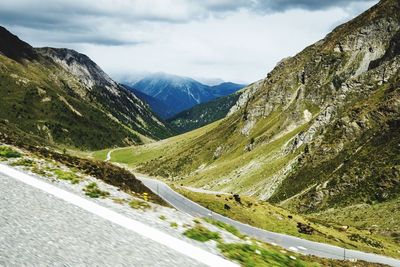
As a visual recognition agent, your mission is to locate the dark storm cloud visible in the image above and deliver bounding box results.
[0,0,187,46]
[201,0,375,13]
[42,31,144,46]
[252,0,375,12]
[0,0,377,46]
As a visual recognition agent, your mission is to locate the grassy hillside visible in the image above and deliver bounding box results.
[0,133,165,205]
[176,188,400,258]
[0,55,133,149]
[309,196,400,244]
[0,27,172,150]
[167,91,242,134]
[94,120,222,166]
[270,76,400,210]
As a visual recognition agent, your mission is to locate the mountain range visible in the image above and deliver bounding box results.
[0,26,172,150]
[123,73,245,119]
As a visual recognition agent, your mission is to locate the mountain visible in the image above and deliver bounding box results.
[124,73,245,119]
[0,27,38,62]
[126,73,212,118]
[0,26,172,150]
[210,82,245,97]
[167,91,242,134]
[138,0,400,221]
[123,85,175,119]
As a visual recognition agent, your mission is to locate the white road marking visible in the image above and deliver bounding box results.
[288,246,299,252]
[0,164,238,267]
[297,246,307,251]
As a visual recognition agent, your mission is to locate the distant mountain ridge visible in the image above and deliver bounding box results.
[210,82,244,97]
[123,73,245,119]
[0,26,172,150]
[0,26,38,62]
[123,85,175,119]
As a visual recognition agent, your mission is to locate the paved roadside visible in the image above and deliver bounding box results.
[0,166,237,267]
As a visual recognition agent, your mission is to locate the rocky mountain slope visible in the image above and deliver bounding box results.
[138,0,400,218]
[125,73,244,118]
[167,91,242,134]
[0,26,172,150]
[123,85,175,119]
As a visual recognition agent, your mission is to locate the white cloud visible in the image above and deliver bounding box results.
[0,0,378,83]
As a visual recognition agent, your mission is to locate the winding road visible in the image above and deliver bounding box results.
[105,148,115,161]
[137,175,400,267]
[0,164,237,267]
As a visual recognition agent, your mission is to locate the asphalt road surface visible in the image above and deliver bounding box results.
[138,175,400,267]
[0,165,237,267]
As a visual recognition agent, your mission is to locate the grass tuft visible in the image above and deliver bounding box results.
[129,199,151,210]
[183,225,220,242]
[53,169,81,184]
[204,218,245,239]
[0,146,21,158]
[218,243,309,267]
[10,158,35,167]
[83,182,110,198]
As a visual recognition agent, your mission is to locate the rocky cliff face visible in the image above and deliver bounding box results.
[140,0,400,213]
[0,27,172,149]
[36,47,172,141]
[37,48,119,93]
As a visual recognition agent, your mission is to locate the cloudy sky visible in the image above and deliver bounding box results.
[0,0,378,84]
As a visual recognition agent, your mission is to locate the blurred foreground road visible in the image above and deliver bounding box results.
[0,165,237,267]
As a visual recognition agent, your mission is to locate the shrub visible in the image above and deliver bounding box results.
[183,226,220,242]
[31,166,47,176]
[193,218,201,224]
[0,146,21,158]
[129,200,151,210]
[10,158,35,167]
[348,233,384,248]
[218,243,307,267]
[54,169,81,184]
[83,182,110,198]
[204,218,245,238]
